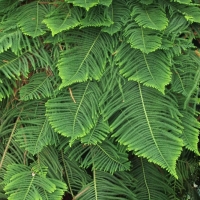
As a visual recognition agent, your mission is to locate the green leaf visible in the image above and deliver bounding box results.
[43,5,83,36]
[81,5,113,28]
[57,28,111,88]
[3,164,67,200]
[102,0,130,35]
[74,171,137,200]
[81,117,110,145]
[132,158,174,199]
[46,82,101,144]
[101,81,183,177]
[131,4,168,30]
[178,4,200,23]
[19,72,56,101]
[15,101,59,155]
[69,140,130,173]
[65,0,112,10]
[116,44,172,93]
[17,2,49,37]
[124,23,162,53]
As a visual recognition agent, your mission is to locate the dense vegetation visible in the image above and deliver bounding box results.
[0,0,200,199]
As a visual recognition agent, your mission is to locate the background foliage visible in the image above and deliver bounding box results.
[0,0,200,199]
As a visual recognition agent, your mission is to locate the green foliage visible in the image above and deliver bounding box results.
[0,0,200,199]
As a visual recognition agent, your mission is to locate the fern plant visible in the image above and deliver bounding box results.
[0,0,200,199]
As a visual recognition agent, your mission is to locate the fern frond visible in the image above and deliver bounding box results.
[43,4,83,36]
[57,28,111,88]
[65,0,112,10]
[37,147,63,180]
[68,140,130,173]
[59,149,91,196]
[0,48,52,80]
[15,101,59,155]
[17,2,48,37]
[101,81,183,177]
[131,4,168,30]
[81,5,113,28]
[102,0,130,35]
[124,22,162,53]
[132,157,174,199]
[3,163,67,200]
[46,82,101,144]
[171,52,198,96]
[116,44,172,93]
[80,116,110,145]
[178,4,200,23]
[19,72,56,101]
[74,170,137,200]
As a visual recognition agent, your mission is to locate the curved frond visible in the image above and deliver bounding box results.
[81,5,112,28]
[17,2,48,37]
[81,117,110,145]
[15,101,59,155]
[3,164,67,200]
[59,150,91,196]
[171,52,198,96]
[38,147,63,180]
[43,5,83,36]
[116,44,172,93]
[74,171,137,200]
[57,28,111,88]
[65,0,112,10]
[101,81,183,177]
[69,140,130,173]
[124,23,162,53]
[132,157,174,200]
[46,82,101,144]
[102,0,130,35]
[131,4,168,30]
[178,4,200,23]
[0,48,52,80]
[19,72,56,101]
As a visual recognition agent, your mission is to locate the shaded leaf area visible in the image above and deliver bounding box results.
[65,140,130,174]
[74,171,137,200]
[132,158,173,199]
[15,101,59,155]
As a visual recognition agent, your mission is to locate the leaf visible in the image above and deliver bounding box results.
[132,158,174,199]
[46,82,101,144]
[124,23,162,53]
[59,150,91,195]
[3,164,67,200]
[102,0,130,35]
[177,4,200,23]
[81,117,110,145]
[0,48,52,79]
[17,2,49,37]
[57,28,111,88]
[101,81,183,177]
[74,171,137,200]
[19,72,56,101]
[43,5,83,36]
[81,5,113,28]
[131,4,168,30]
[65,0,112,10]
[15,101,59,155]
[116,44,172,93]
[69,140,130,173]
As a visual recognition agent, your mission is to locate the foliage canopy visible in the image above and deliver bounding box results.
[0,0,200,199]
